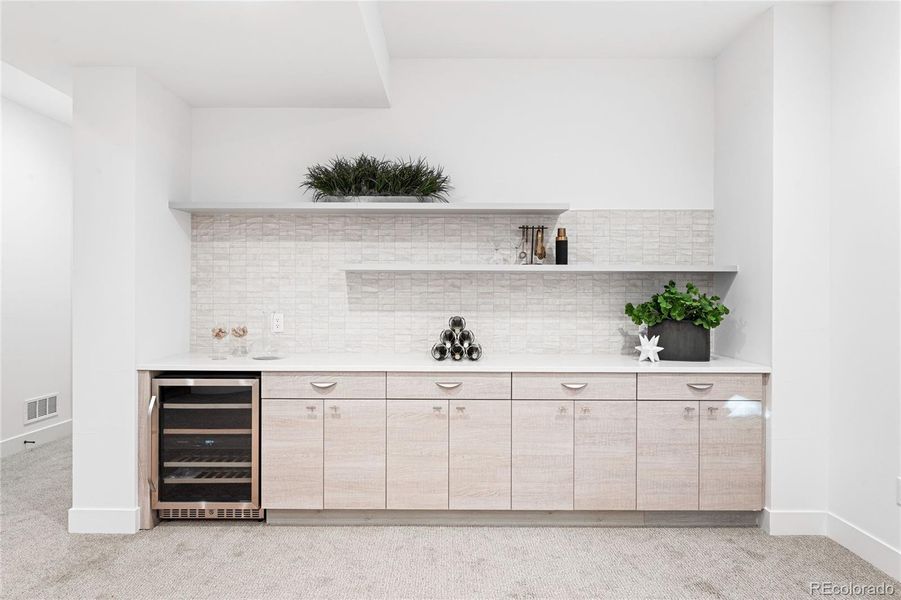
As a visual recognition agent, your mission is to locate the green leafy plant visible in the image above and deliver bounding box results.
[301,155,451,202]
[625,281,730,330]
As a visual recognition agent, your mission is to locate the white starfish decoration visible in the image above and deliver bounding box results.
[635,334,664,363]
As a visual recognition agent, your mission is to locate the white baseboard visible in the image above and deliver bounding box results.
[827,513,901,581]
[0,419,71,458]
[761,508,827,535]
[68,507,140,534]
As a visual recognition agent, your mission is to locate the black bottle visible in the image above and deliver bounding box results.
[555,228,568,265]
[439,329,457,348]
[458,330,475,348]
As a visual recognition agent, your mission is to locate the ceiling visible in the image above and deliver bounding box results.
[380,1,771,59]
[1,1,391,107]
[2,1,772,108]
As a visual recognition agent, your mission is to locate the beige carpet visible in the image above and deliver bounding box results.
[1,439,897,600]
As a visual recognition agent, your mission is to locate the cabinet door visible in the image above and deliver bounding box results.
[324,399,386,509]
[449,400,511,510]
[574,401,636,510]
[261,399,323,509]
[637,401,698,510]
[512,400,574,510]
[700,401,763,510]
[387,400,448,509]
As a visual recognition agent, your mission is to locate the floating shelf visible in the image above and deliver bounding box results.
[169,201,570,216]
[339,263,739,274]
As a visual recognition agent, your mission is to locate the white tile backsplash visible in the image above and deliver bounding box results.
[191,210,714,356]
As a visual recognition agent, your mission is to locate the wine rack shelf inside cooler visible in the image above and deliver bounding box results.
[163,468,253,484]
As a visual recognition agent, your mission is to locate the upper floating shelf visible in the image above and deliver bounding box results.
[339,264,739,274]
[169,201,570,216]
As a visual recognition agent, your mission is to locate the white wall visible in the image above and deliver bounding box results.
[1,97,73,455]
[829,1,901,578]
[770,3,832,531]
[135,72,192,364]
[713,10,773,367]
[191,59,714,209]
[70,68,191,534]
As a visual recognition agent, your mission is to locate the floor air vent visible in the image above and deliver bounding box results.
[159,508,264,520]
[24,394,59,425]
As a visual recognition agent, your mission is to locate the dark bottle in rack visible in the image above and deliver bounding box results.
[448,316,466,333]
[439,329,457,348]
[450,343,465,361]
[458,330,475,348]
[431,343,449,360]
[465,343,482,361]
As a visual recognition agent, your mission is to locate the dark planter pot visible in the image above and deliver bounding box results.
[648,320,710,362]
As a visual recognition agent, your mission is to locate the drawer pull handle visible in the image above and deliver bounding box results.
[436,382,462,389]
[687,383,714,391]
[561,383,588,390]
[311,382,337,389]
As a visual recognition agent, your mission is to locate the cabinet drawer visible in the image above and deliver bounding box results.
[262,372,386,399]
[513,373,635,400]
[637,374,763,401]
[387,372,510,399]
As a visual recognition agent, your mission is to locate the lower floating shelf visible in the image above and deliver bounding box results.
[339,263,739,274]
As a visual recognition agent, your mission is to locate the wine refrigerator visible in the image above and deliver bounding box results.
[150,373,262,519]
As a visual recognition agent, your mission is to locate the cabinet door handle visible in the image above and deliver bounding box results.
[580,406,591,414]
[687,383,713,390]
[329,405,339,413]
[707,406,719,415]
[561,383,588,390]
[436,382,462,389]
[148,477,156,493]
[147,395,157,417]
[310,382,337,389]
[306,405,318,412]
[684,406,696,416]
[455,405,466,413]
[433,406,443,413]
[558,405,569,414]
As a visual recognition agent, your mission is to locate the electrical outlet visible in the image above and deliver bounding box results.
[270,312,285,333]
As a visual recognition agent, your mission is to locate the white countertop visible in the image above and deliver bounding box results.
[139,352,770,374]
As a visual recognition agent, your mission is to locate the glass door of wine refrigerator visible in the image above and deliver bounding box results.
[151,376,259,509]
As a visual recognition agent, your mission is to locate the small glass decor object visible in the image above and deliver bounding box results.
[230,325,249,356]
[211,326,229,360]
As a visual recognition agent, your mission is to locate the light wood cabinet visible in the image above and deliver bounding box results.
[512,400,574,510]
[324,399,386,509]
[388,372,511,399]
[637,401,699,510]
[387,400,448,509]
[261,398,324,509]
[638,374,763,401]
[513,373,635,400]
[574,400,636,510]
[449,400,511,509]
[263,372,386,399]
[700,400,763,510]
